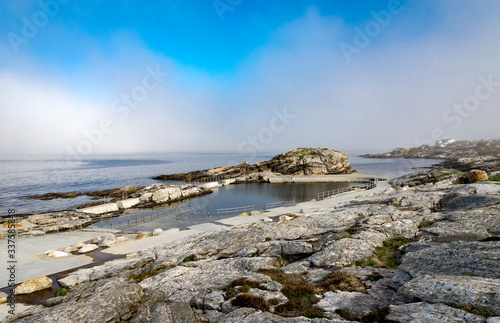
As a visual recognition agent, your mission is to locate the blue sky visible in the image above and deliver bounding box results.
[1,1,500,157]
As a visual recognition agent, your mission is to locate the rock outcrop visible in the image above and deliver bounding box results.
[154,147,355,182]
[258,148,355,175]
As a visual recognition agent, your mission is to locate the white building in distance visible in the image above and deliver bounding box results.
[435,139,456,147]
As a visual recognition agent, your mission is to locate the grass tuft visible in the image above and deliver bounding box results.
[356,237,408,269]
[53,287,69,297]
[274,256,290,268]
[182,254,196,263]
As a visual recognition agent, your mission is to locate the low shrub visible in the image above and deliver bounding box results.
[231,293,270,311]
[53,287,69,297]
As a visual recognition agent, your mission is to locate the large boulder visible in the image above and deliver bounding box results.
[469,169,489,183]
[78,244,99,254]
[98,234,117,247]
[15,276,52,295]
[257,147,355,175]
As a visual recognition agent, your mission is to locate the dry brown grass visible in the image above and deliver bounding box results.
[314,272,365,293]
[231,294,270,311]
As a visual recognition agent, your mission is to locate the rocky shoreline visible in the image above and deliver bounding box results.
[361,140,500,178]
[2,166,499,322]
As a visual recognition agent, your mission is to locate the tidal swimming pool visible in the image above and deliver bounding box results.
[113,181,361,231]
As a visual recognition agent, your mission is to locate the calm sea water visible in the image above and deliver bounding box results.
[0,151,441,216]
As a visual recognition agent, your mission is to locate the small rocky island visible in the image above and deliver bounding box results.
[154,147,355,182]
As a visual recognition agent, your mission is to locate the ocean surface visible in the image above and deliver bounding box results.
[0,151,441,216]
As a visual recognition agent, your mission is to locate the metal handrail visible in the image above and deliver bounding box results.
[191,171,250,183]
[317,182,376,201]
[216,205,254,216]
[264,199,296,210]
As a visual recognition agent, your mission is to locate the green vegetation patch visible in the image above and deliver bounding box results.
[355,237,408,269]
[490,176,500,182]
[274,256,290,268]
[458,174,470,184]
[53,287,69,297]
[182,254,196,263]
